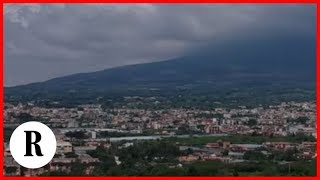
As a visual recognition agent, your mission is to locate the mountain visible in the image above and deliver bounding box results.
[5,33,315,101]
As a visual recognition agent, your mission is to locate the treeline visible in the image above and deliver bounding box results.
[6,86,315,110]
[163,133,316,146]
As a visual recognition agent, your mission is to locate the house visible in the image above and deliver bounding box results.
[204,125,220,134]
[264,142,291,150]
[178,155,199,162]
[205,143,219,148]
[56,141,73,154]
[230,144,263,151]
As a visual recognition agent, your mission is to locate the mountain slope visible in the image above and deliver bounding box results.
[5,33,315,100]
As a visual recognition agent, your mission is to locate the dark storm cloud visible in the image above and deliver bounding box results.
[4,4,315,86]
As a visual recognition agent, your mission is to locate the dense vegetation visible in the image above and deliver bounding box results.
[162,133,316,146]
[42,139,316,176]
[4,127,14,142]
[5,86,315,110]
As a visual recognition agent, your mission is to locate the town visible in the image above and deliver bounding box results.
[4,100,316,176]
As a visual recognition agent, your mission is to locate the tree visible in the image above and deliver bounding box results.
[65,130,88,139]
[70,161,87,176]
[64,152,78,158]
[295,116,309,124]
[243,151,266,161]
[16,113,35,123]
[187,166,199,176]
[5,167,17,174]
[247,119,257,126]
[222,150,229,156]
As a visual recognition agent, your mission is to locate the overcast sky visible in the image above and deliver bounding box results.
[4,4,315,87]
